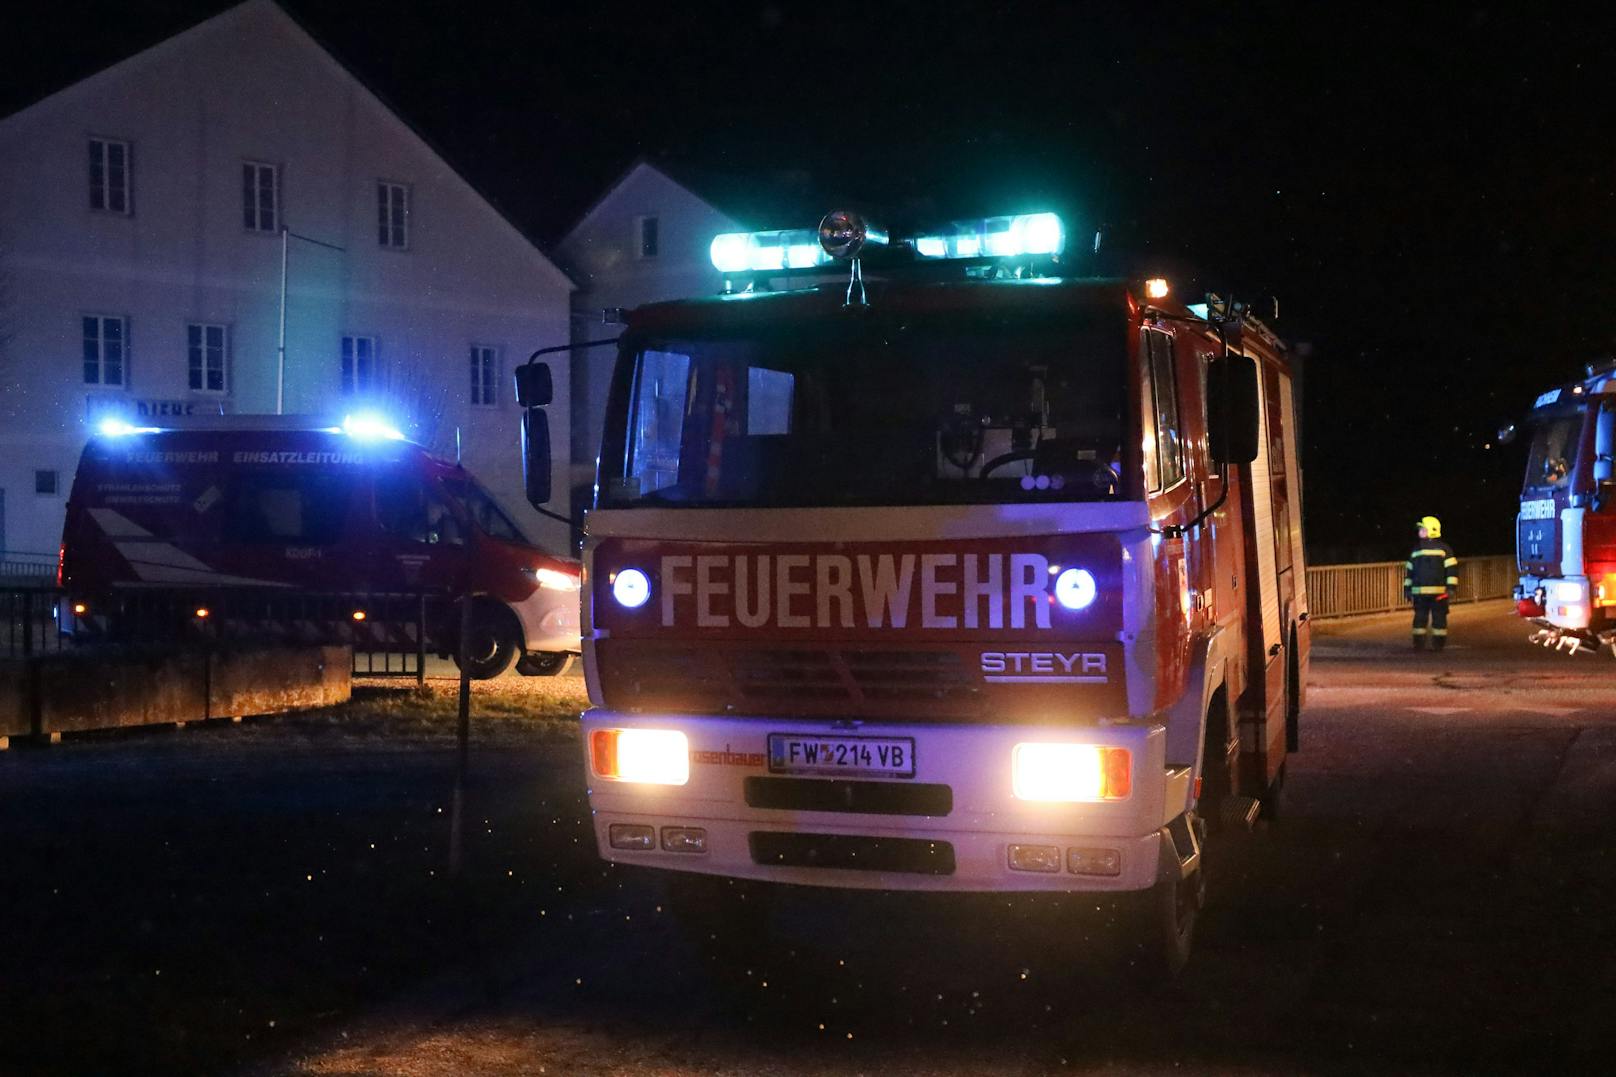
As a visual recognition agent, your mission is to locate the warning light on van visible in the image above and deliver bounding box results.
[97,418,160,437]
[340,414,405,442]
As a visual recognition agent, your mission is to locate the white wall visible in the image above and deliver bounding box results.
[0,0,574,557]
[556,163,740,493]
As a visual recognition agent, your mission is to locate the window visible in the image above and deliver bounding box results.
[377,181,409,248]
[341,336,377,395]
[637,215,659,258]
[443,476,527,544]
[375,469,464,546]
[626,349,691,495]
[227,471,355,545]
[607,324,1127,509]
[470,345,498,406]
[187,323,228,394]
[35,470,58,496]
[242,161,279,232]
[1144,330,1185,491]
[89,138,130,214]
[82,315,128,386]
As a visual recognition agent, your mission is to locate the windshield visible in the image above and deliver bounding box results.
[1524,413,1582,490]
[443,476,529,545]
[599,318,1127,509]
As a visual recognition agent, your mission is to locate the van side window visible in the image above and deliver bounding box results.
[1145,330,1185,491]
[376,470,463,546]
[228,471,353,545]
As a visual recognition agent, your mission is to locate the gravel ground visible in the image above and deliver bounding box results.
[0,673,592,1077]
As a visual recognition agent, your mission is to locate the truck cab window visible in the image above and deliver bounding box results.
[607,321,1126,509]
[1145,330,1185,491]
[1525,415,1580,489]
[626,350,691,496]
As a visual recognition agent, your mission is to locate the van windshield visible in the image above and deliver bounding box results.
[443,476,529,545]
[599,319,1127,510]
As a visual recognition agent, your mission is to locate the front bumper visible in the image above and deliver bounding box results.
[580,710,1178,893]
[512,587,583,653]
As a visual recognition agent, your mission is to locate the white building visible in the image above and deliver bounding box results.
[0,0,575,563]
[554,161,749,506]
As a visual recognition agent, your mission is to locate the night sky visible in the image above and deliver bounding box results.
[7,2,1614,561]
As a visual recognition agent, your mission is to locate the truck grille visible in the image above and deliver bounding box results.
[599,643,981,718]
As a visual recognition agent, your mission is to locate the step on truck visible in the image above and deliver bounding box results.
[517,210,1309,974]
[1508,358,1616,655]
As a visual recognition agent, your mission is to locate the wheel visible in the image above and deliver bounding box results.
[452,607,519,679]
[516,651,574,677]
[1118,826,1203,983]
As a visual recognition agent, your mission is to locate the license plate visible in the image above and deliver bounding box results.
[767,733,916,778]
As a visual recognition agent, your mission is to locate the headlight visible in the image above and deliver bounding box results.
[611,567,651,609]
[591,728,689,785]
[1053,568,1097,610]
[1011,743,1131,802]
[530,566,581,591]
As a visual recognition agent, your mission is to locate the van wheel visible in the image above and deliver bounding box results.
[516,651,573,677]
[453,607,519,679]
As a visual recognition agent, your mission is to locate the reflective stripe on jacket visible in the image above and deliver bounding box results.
[1404,539,1458,596]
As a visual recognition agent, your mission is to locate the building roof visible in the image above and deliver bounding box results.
[0,0,574,292]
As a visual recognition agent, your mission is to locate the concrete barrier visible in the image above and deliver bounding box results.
[0,644,350,740]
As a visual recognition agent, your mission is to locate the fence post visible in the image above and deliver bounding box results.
[417,594,427,688]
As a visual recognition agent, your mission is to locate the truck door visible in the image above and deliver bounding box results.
[1240,355,1287,790]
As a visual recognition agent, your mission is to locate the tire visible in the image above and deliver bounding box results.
[1118,827,1203,983]
[452,606,519,679]
[516,651,574,677]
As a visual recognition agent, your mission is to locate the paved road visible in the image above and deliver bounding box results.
[269,600,1616,1076]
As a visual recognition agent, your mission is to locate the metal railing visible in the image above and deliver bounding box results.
[0,550,56,585]
[1306,554,1515,620]
[2,585,443,680]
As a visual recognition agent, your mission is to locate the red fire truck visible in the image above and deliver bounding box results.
[519,211,1309,973]
[1509,359,1616,655]
[60,416,581,677]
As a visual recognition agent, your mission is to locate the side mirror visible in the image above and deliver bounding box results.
[514,362,553,408]
[521,408,552,506]
[1207,353,1260,464]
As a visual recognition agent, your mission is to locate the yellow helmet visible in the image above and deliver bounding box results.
[1417,515,1442,538]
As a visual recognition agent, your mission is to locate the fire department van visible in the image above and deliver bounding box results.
[1508,359,1616,655]
[519,211,1309,973]
[60,416,581,677]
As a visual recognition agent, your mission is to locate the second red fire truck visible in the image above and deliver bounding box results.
[519,210,1309,974]
[1509,359,1616,655]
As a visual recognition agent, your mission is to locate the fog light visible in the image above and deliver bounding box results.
[591,728,690,785]
[1067,847,1122,876]
[611,568,651,609]
[1011,743,1132,802]
[1007,843,1062,873]
[661,826,708,853]
[609,824,656,850]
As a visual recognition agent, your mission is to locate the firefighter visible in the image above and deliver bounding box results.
[1404,516,1459,650]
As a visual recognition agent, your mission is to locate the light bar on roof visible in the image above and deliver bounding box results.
[912,213,1066,260]
[710,229,834,273]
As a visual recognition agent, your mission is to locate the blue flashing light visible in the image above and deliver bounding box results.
[912,212,1066,260]
[97,418,160,437]
[612,568,651,609]
[710,229,832,273]
[341,414,405,442]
